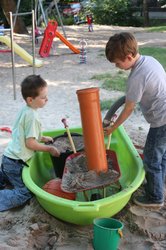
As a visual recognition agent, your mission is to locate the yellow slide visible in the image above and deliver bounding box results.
[0,35,43,67]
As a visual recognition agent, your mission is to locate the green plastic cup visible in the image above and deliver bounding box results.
[93,217,124,250]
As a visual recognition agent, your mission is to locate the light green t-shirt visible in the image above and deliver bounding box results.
[4,105,42,162]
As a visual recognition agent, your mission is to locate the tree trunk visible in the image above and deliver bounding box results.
[143,0,149,27]
[0,0,28,34]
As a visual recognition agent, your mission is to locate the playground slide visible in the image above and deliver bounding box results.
[0,36,43,67]
[55,31,80,54]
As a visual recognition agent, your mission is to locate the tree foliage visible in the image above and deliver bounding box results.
[91,0,139,26]
[0,0,28,34]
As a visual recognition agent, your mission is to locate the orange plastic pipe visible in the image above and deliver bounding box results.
[76,87,108,173]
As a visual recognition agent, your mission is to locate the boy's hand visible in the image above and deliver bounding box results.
[41,136,53,143]
[103,115,117,136]
[104,114,117,135]
[104,126,114,136]
[49,146,60,157]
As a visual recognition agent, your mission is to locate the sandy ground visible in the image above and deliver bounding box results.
[0,24,166,249]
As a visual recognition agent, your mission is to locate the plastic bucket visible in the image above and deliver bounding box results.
[93,218,123,250]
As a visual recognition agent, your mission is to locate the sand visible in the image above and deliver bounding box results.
[0,24,165,249]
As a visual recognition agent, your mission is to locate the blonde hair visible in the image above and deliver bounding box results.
[105,32,138,62]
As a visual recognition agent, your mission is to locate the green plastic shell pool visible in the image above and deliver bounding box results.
[22,126,145,225]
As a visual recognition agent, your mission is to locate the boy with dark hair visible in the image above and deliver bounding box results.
[104,32,166,208]
[0,75,60,211]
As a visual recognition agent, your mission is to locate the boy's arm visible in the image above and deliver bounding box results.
[40,135,53,143]
[104,100,135,135]
[25,137,60,157]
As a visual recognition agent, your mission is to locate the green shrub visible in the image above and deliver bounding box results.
[91,0,139,26]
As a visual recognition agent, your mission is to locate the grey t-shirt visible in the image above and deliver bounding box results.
[126,55,166,128]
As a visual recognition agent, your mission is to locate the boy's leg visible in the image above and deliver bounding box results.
[0,187,32,211]
[0,170,5,189]
[2,156,26,188]
[134,125,166,207]
[88,25,90,32]
[161,150,166,183]
[0,163,8,189]
[144,125,166,202]
[0,156,32,211]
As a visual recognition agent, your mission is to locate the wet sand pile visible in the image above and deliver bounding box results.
[61,153,119,192]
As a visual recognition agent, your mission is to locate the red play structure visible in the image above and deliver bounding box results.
[0,127,12,133]
[39,20,80,57]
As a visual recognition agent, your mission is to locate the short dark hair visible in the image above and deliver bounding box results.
[21,75,47,100]
[105,32,138,62]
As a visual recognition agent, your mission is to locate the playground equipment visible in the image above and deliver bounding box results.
[0,25,11,52]
[79,39,87,64]
[10,10,37,71]
[39,20,80,58]
[14,0,66,38]
[0,36,43,67]
[0,20,16,99]
[0,127,12,133]
[0,10,37,100]
[35,0,66,37]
